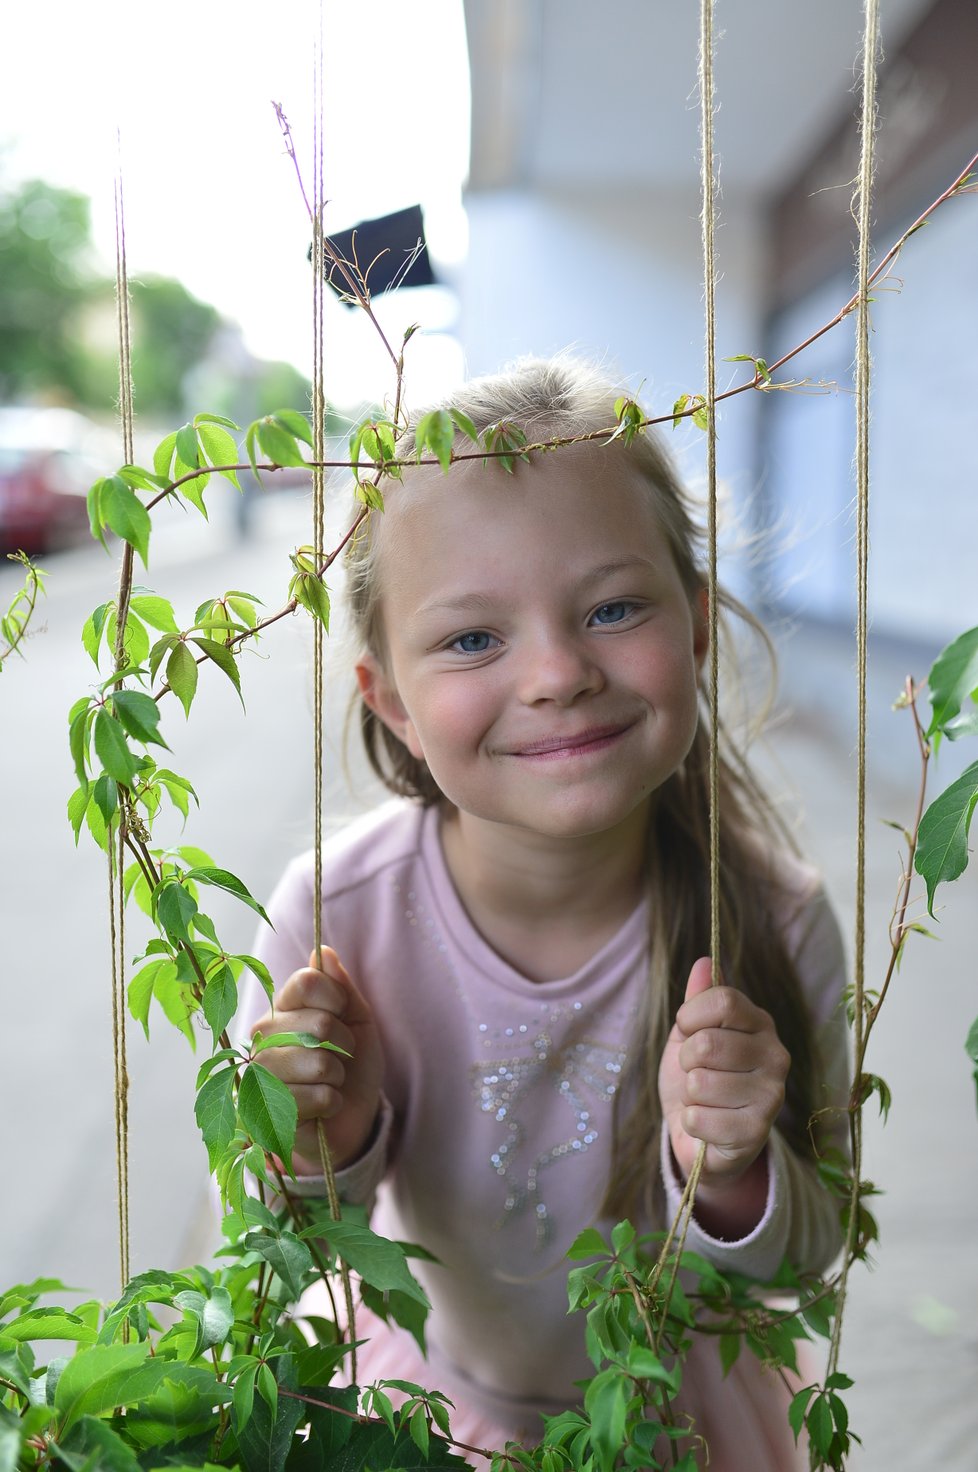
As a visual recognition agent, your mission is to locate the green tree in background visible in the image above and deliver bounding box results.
[0,177,312,420]
[0,179,98,405]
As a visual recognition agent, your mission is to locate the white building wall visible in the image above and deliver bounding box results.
[763,199,977,646]
[459,187,772,603]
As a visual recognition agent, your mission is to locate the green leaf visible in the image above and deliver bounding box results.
[153,432,177,480]
[128,958,175,1038]
[86,478,107,549]
[81,604,110,667]
[111,690,167,747]
[237,1063,298,1172]
[157,768,198,818]
[99,475,151,568]
[926,626,978,740]
[304,1221,431,1307]
[292,571,331,629]
[157,881,199,944]
[172,1287,234,1352]
[196,422,241,490]
[195,1047,241,1086]
[67,786,88,843]
[914,760,978,914]
[91,773,118,827]
[52,1416,140,1472]
[232,1359,258,1436]
[53,1344,177,1433]
[245,1232,314,1303]
[583,1367,628,1472]
[167,641,199,717]
[256,417,308,468]
[239,953,275,1006]
[0,1310,96,1345]
[566,1227,608,1261]
[183,865,269,922]
[788,1385,816,1444]
[201,966,238,1046]
[190,636,243,706]
[0,1423,20,1472]
[195,1068,237,1169]
[175,423,199,469]
[719,1332,740,1376]
[251,1031,345,1055]
[235,1361,303,1472]
[448,406,479,444]
[271,409,313,446]
[671,393,690,429]
[129,594,179,634]
[415,409,455,472]
[68,698,96,777]
[806,1392,834,1456]
[195,411,240,430]
[117,464,168,494]
[93,710,138,787]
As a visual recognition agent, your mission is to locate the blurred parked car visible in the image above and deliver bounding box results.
[0,407,115,556]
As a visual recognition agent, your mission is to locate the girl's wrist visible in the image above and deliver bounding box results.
[690,1150,770,1240]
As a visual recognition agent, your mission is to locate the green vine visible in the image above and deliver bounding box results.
[1,107,976,1472]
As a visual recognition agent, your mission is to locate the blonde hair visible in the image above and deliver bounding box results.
[346,355,818,1220]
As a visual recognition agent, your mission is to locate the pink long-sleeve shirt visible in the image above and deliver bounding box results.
[250,798,849,1453]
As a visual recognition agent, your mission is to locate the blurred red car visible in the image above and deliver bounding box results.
[0,407,113,556]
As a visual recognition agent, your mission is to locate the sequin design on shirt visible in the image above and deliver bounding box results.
[473,1029,627,1247]
[393,873,633,1249]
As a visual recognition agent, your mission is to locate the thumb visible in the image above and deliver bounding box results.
[684,956,717,1003]
[308,944,350,985]
[307,945,372,1026]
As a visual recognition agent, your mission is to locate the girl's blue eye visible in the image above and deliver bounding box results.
[452,631,494,654]
[591,601,632,626]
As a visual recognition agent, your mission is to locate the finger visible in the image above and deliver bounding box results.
[253,1041,347,1089]
[252,1008,356,1061]
[270,966,351,1020]
[676,984,769,1039]
[682,1064,785,1115]
[291,1081,346,1124]
[680,1103,771,1155]
[307,945,374,1028]
[683,956,716,1004]
[678,1027,767,1076]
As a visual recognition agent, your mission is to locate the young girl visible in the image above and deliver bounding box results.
[247,356,850,1470]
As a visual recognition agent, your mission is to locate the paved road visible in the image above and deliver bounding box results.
[1,494,975,1469]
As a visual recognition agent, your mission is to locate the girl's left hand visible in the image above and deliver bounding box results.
[658,957,790,1190]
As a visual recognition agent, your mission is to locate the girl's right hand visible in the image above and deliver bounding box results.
[250,946,384,1174]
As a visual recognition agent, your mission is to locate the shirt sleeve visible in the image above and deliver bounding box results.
[659,877,851,1281]
[242,852,395,1209]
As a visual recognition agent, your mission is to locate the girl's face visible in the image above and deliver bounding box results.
[357,441,707,844]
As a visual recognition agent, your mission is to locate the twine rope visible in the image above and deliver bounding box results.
[648,0,720,1332]
[828,0,879,1382]
[110,131,133,1298]
[307,7,358,1382]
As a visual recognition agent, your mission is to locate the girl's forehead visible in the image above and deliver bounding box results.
[372,443,679,590]
[383,439,660,531]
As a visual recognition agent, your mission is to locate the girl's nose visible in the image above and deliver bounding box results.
[517,635,604,706]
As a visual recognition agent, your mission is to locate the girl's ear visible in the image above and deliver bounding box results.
[692,585,710,672]
[355,653,425,762]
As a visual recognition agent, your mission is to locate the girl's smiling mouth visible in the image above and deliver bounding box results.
[503,722,637,760]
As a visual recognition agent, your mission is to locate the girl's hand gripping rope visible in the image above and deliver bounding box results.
[658,957,790,1236]
[250,945,384,1174]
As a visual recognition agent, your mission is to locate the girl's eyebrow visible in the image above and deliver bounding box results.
[415,591,497,617]
[415,558,660,619]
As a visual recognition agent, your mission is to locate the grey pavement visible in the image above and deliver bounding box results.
[1,491,975,1469]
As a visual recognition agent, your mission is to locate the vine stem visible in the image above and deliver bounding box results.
[0,555,45,665]
[277,1387,519,1468]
